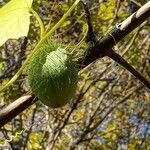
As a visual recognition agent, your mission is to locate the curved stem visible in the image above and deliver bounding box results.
[69,23,88,49]
[29,8,45,38]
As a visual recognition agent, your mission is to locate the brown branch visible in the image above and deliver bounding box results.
[0,1,150,128]
[0,94,37,128]
[82,2,96,43]
[107,50,150,89]
[81,1,150,66]
[80,1,150,89]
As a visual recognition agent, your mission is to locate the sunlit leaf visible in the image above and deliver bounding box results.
[0,0,33,46]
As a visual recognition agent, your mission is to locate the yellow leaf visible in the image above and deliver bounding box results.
[0,0,33,46]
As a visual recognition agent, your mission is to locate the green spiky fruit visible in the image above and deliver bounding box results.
[27,41,78,108]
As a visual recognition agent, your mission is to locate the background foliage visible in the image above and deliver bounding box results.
[0,0,150,149]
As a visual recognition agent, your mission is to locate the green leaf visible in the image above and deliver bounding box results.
[0,0,33,46]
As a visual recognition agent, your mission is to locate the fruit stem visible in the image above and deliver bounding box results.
[43,0,81,40]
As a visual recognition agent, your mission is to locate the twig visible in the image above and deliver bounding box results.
[107,50,150,89]
[0,95,37,128]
